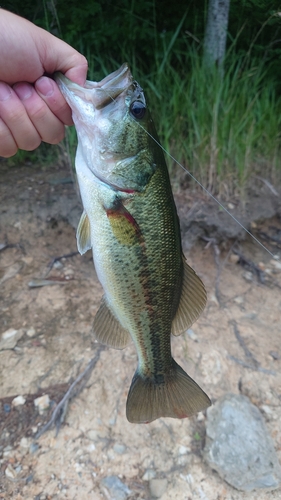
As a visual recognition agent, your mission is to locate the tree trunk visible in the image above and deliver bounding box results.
[203,0,230,68]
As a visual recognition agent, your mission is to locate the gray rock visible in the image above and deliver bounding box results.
[101,475,131,500]
[149,478,168,498]
[142,469,156,481]
[204,393,281,491]
[34,394,50,415]
[12,395,26,406]
[0,328,24,350]
[113,443,126,455]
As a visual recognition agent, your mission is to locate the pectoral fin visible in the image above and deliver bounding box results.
[93,296,131,349]
[76,211,91,254]
[172,259,207,336]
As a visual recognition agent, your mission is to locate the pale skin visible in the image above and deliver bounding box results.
[0,10,88,157]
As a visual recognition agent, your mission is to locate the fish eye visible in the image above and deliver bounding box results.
[130,101,146,120]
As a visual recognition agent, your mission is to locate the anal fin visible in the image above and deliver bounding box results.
[76,211,91,255]
[172,258,207,336]
[93,296,131,349]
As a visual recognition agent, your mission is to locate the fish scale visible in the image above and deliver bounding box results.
[55,63,211,423]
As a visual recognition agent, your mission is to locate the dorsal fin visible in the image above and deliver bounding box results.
[171,259,207,336]
[93,296,131,349]
[76,211,91,254]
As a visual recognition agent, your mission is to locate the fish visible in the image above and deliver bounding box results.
[55,63,211,423]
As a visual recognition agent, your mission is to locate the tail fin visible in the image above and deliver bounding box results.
[126,360,211,424]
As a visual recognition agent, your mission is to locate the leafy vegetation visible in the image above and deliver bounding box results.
[3,0,281,196]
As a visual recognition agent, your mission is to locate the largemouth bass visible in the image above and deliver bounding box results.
[55,64,211,423]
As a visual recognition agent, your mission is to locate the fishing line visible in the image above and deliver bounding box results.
[103,83,275,258]
[137,122,276,259]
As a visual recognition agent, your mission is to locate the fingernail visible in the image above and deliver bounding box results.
[13,83,33,100]
[0,83,12,101]
[35,77,54,97]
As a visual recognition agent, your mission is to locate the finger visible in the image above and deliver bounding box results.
[35,76,73,126]
[0,82,41,151]
[39,33,88,85]
[13,81,66,144]
[0,117,18,157]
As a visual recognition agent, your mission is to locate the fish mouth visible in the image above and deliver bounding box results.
[54,63,133,109]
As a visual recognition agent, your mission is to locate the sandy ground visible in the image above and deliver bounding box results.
[0,162,281,499]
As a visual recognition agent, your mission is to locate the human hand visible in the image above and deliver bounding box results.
[0,10,88,157]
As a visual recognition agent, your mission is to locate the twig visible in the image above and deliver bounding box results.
[255,176,279,196]
[46,251,79,276]
[230,319,259,368]
[35,345,105,438]
[258,231,281,247]
[201,236,223,305]
[229,320,276,375]
[228,355,276,376]
[232,247,266,283]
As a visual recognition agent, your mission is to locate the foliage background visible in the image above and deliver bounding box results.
[2,0,281,196]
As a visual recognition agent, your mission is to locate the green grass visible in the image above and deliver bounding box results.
[139,48,281,198]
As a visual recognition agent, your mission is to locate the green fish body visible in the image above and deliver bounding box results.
[55,64,211,423]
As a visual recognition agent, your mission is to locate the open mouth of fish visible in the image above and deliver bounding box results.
[55,63,132,110]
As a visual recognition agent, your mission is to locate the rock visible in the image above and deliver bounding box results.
[3,403,11,413]
[243,271,253,282]
[149,478,168,498]
[12,395,26,406]
[204,394,281,491]
[5,464,18,480]
[187,329,198,342]
[229,253,240,264]
[26,327,36,337]
[101,476,131,500]
[20,437,31,448]
[142,469,156,481]
[30,442,39,454]
[0,328,24,350]
[34,394,50,414]
[113,443,126,454]
[269,351,279,360]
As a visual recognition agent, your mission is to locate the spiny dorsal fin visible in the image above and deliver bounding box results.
[93,296,131,350]
[76,211,91,255]
[171,258,207,336]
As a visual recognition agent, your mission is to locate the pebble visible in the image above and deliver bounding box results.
[178,445,189,455]
[54,260,63,269]
[234,295,244,305]
[5,464,18,479]
[26,327,36,338]
[229,253,240,264]
[243,271,253,282]
[149,478,168,498]
[101,475,131,500]
[142,469,156,481]
[113,443,126,454]
[187,328,198,342]
[204,393,281,491]
[3,403,11,413]
[12,395,26,407]
[270,259,281,271]
[20,437,31,448]
[34,394,50,414]
[30,442,39,454]
[0,328,24,350]
[269,351,279,360]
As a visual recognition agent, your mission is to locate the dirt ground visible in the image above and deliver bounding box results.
[0,161,281,499]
